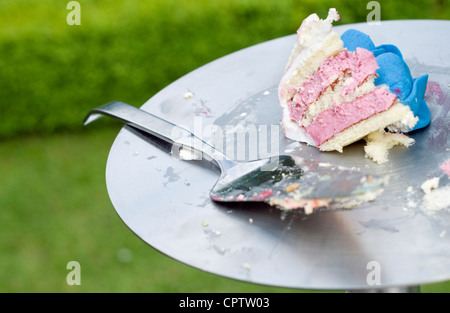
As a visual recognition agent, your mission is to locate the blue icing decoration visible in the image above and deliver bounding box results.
[373,44,402,58]
[341,29,430,131]
[341,29,375,51]
[404,75,430,130]
[375,52,412,100]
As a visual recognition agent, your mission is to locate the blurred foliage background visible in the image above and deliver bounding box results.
[0,0,449,292]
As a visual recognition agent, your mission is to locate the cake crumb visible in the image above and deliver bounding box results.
[285,183,300,193]
[364,130,415,164]
[440,159,450,178]
[421,177,440,194]
[242,263,251,271]
[183,91,194,99]
[423,186,450,212]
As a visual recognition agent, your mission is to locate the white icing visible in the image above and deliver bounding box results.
[423,186,450,212]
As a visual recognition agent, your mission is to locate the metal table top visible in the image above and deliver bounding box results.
[104,20,450,291]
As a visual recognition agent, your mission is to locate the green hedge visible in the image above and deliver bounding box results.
[0,0,448,138]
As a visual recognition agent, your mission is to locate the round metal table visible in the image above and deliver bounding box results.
[104,20,450,291]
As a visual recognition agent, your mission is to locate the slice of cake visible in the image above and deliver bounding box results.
[278,9,430,163]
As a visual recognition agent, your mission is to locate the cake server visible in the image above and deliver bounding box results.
[84,101,385,213]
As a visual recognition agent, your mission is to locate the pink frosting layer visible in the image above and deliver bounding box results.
[441,160,450,178]
[288,48,379,122]
[306,88,397,146]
